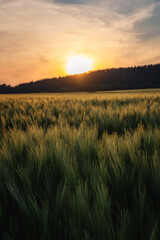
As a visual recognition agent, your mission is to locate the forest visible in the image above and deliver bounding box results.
[0,64,160,93]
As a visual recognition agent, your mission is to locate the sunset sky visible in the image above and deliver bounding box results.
[1,0,160,85]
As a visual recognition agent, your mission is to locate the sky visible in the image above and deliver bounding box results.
[0,0,160,85]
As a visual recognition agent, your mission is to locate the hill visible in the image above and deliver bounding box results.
[0,64,160,93]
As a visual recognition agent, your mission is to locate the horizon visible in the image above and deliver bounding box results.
[1,0,160,85]
[1,62,159,88]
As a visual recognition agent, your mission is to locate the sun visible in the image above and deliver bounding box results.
[66,55,93,75]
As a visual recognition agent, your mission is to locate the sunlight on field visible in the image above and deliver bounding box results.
[1,88,160,99]
[0,89,160,239]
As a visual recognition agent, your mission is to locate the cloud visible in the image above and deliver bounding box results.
[0,0,160,85]
[52,0,88,4]
[95,0,160,14]
[134,4,160,41]
[0,0,15,6]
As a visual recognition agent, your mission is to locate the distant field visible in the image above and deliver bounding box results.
[1,88,160,97]
[0,89,160,239]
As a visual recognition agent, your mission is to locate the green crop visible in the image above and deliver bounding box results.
[0,90,160,240]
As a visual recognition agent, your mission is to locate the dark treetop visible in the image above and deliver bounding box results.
[1,64,160,93]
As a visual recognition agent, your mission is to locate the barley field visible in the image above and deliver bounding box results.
[0,89,160,240]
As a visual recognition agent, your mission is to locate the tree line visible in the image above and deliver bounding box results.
[0,64,160,93]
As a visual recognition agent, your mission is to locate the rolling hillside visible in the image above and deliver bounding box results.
[0,64,160,93]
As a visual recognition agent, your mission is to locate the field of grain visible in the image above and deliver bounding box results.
[0,90,160,240]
